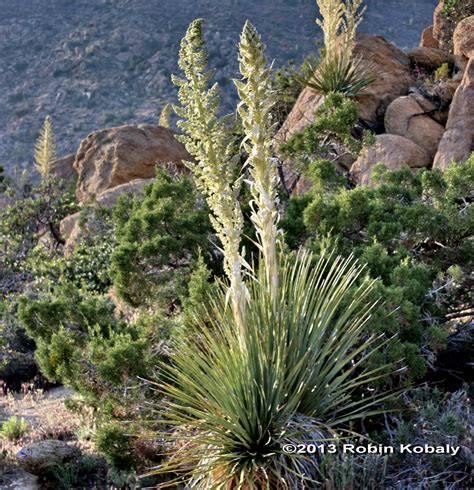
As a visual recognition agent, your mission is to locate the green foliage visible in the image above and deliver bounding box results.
[155,252,395,488]
[0,176,78,291]
[434,62,451,81]
[0,416,30,440]
[282,156,474,382]
[27,234,114,294]
[110,170,213,307]
[95,424,136,471]
[316,453,388,490]
[180,254,218,336]
[52,454,101,490]
[17,284,157,410]
[386,385,472,487]
[280,93,372,172]
[304,53,375,97]
[441,0,473,18]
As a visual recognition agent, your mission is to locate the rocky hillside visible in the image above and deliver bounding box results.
[0,0,437,175]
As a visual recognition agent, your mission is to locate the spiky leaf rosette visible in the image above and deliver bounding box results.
[235,21,281,304]
[172,19,248,332]
[152,252,396,489]
[34,116,56,178]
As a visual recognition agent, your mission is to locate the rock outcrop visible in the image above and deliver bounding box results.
[453,16,474,60]
[433,58,474,169]
[61,178,153,255]
[384,96,445,158]
[74,124,190,201]
[420,25,439,49]
[433,1,455,52]
[275,34,414,147]
[433,1,474,52]
[408,47,453,71]
[0,469,39,490]
[16,440,80,475]
[351,134,431,186]
[50,153,77,182]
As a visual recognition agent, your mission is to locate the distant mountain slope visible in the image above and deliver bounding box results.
[0,0,437,174]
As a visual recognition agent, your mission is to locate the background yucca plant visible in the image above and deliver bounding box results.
[34,115,56,179]
[298,0,374,97]
[153,252,395,489]
[301,53,375,97]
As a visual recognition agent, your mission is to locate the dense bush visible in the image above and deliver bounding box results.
[0,176,78,295]
[279,92,374,179]
[110,169,214,307]
[95,424,136,471]
[385,385,473,487]
[17,284,158,413]
[282,155,474,383]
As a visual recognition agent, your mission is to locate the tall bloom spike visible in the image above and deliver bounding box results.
[235,20,280,303]
[34,116,56,179]
[172,19,248,335]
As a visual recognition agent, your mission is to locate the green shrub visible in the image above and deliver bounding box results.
[279,93,374,174]
[96,424,136,471]
[110,169,213,307]
[281,155,474,383]
[384,385,473,487]
[52,454,102,489]
[434,62,451,81]
[0,416,30,440]
[18,284,159,411]
[0,176,78,294]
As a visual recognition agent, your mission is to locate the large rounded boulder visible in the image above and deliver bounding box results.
[384,96,445,159]
[433,58,474,169]
[351,134,431,186]
[73,124,191,202]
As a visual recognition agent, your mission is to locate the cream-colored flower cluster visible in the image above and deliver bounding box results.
[315,0,366,58]
[173,20,248,334]
[235,21,280,304]
[34,116,56,178]
[173,18,282,332]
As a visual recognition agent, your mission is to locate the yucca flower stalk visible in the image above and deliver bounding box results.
[172,19,248,335]
[315,0,365,57]
[34,116,56,178]
[235,21,280,303]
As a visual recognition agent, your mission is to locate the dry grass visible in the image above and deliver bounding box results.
[0,385,94,456]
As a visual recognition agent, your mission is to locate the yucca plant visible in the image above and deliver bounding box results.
[301,0,374,97]
[153,252,394,488]
[154,18,396,489]
[34,115,56,178]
